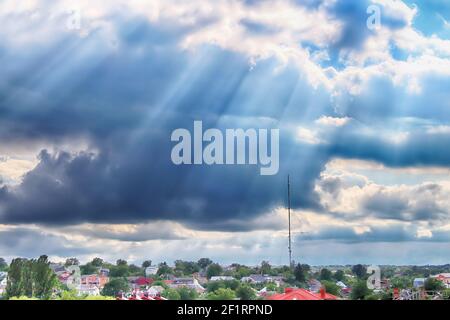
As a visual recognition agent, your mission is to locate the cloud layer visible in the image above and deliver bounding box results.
[1,0,450,264]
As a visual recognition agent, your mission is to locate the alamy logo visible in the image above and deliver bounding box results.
[171,121,279,176]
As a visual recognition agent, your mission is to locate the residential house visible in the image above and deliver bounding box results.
[81,274,109,289]
[223,265,237,272]
[380,279,390,290]
[170,278,205,293]
[192,272,208,285]
[413,278,426,288]
[0,272,7,296]
[341,287,352,296]
[145,266,159,277]
[49,263,66,274]
[78,284,100,296]
[210,276,235,282]
[58,271,78,288]
[130,277,153,290]
[308,279,322,292]
[99,268,110,277]
[241,274,283,286]
[147,286,165,297]
[269,276,284,287]
[257,287,275,298]
[431,273,450,288]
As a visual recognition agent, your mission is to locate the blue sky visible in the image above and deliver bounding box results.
[1,0,450,266]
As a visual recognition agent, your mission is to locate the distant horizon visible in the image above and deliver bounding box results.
[3,253,450,268]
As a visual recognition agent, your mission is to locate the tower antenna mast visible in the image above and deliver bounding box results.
[288,175,292,269]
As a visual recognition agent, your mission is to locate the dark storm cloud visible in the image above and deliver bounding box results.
[326,122,450,168]
[0,0,450,235]
[0,228,88,257]
[0,128,326,227]
[65,223,187,242]
[0,20,330,228]
[362,183,448,222]
[299,225,414,243]
[334,74,450,123]
[298,225,450,243]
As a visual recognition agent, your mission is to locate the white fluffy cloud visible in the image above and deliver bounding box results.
[316,158,450,224]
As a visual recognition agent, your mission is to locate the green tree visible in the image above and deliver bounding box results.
[352,264,367,279]
[294,263,307,283]
[91,258,104,267]
[206,279,240,293]
[197,258,213,270]
[174,260,200,275]
[142,260,152,268]
[152,280,169,290]
[22,260,34,297]
[207,281,223,293]
[33,255,57,299]
[321,280,340,296]
[390,276,411,289]
[80,263,99,275]
[234,265,252,279]
[109,265,129,277]
[6,256,56,299]
[102,278,130,297]
[443,289,450,300]
[0,258,8,271]
[178,287,198,300]
[236,285,256,300]
[334,270,345,282]
[157,262,173,277]
[64,258,79,266]
[365,293,381,300]
[351,280,370,300]
[60,289,79,300]
[5,258,27,298]
[128,264,143,276]
[260,261,271,275]
[320,268,333,281]
[266,282,278,292]
[9,296,39,300]
[207,288,236,300]
[424,278,445,291]
[84,295,115,300]
[116,259,128,266]
[206,263,223,279]
[163,288,181,300]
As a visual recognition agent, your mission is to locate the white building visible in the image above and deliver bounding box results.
[147,286,165,297]
[0,273,7,297]
[210,276,235,282]
[77,284,100,296]
[413,278,426,288]
[145,266,159,277]
[170,278,205,293]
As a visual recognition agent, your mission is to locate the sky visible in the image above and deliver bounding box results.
[1,0,450,266]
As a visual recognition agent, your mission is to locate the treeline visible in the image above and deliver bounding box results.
[5,255,56,299]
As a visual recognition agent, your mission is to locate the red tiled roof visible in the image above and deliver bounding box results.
[135,277,153,286]
[268,288,321,300]
[267,288,338,301]
[316,292,338,300]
